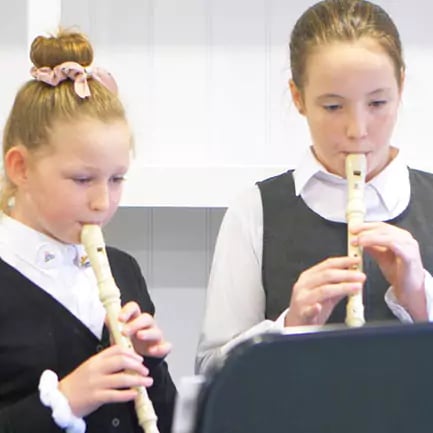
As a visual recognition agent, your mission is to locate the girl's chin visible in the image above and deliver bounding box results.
[51,230,81,245]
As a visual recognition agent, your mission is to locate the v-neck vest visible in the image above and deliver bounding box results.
[257,168,433,322]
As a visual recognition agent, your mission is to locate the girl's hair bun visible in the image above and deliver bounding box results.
[30,28,94,68]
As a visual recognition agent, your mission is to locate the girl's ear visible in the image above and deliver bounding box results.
[289,79,305,115]
[4,145,30,187]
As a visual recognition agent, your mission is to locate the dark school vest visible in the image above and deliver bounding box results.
[257,168,433,322]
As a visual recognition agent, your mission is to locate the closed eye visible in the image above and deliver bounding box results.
[110,175,126,184]
[73,177,92,184]
[369,100,387,108]
[323,104,342,112]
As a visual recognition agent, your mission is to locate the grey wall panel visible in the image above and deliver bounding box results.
[104,207,225,383]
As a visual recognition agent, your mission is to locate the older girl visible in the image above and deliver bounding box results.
[197,0,433,374]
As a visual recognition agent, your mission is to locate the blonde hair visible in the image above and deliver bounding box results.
[1,29,128,211]
[290,0,405,92]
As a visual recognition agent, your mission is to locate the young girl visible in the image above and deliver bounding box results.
[196,0,433,374]
[0,30,176,433]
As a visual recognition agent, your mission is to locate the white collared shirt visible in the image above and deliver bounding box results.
[0,213,106,339]
[294,148,410,222]
[196,148,433,374]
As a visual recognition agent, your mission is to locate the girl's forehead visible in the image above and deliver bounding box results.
[303,39,398,93]
[49,117,129,136]
[308,38,391,68]
[39,118,132,164]
[48,117,130,145]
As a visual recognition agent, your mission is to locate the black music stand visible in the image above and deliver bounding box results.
[195,322,433,433]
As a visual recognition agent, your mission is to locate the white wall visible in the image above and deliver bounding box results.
[5,0,429,207]
[2,0,433,384]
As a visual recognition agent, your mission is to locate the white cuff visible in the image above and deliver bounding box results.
[384,287,413,323]
[423,270,433,321]
[385,270,433,323]
[38,370,86,433]
[275,308,288,329]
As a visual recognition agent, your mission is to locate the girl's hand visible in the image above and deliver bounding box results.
[119,302,172,358]
[351,222,427,321]
[285,256,365,326]
[59,345,152,418]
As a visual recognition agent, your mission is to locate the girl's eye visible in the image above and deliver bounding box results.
[110,176,126,184]
[369,100,387,108]
[323,104,342,112]
[73,177,92,184]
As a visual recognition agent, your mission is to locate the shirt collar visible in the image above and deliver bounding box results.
[367,152,409,215]
[293,147,409,215]
[0,213,88,270]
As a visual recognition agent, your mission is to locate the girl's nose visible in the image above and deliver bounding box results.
[346,109,368,141]
[89,184,110,212]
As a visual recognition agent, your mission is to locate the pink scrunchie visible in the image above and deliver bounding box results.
[30,61,118,98]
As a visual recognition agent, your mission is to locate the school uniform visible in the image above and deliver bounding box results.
[258,167,433,321]
[0,214,176,433]
[196,148,433,374]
